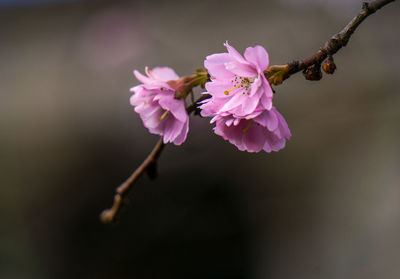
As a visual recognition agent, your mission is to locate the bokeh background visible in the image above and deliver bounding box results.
[1,0,400,278]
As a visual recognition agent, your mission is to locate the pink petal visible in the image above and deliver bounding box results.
[243,124,266,152]
[205,53,235,80]
[173,119,189,145]
[150,67,180,82]
[254,109,278,131]
[249,77,262,96]
[244,45,270,71]
[163,117,184,144]
[134,70,153,84]
[205,80,233,98]
[260,94,272,110]
[200,98,227,117]
[142,111,163,130]
[224,41,248,64]
[138,105,163,129]
[244,109,263,119]
[266,109,278,131]
[130,93,144,106]
[215,119,245,150]
[135,102,158,117]
[225,118,234,126]
[263,140,272,152]
[265,133,286,151]
[211,114,224,124]
[261,74,274,98]
[200,102,217,117]
[240,94,260,116]
[225,61,257,77]
[130,85,141,93]
[219,92,244,112]
[158,96,187,123]
[276,110,292,139]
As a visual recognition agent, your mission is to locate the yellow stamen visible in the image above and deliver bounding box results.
[242,119,253,133]
[158,110,169,121]
[224,84,242,95]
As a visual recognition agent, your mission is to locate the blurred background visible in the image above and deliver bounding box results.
[1,0,400,278]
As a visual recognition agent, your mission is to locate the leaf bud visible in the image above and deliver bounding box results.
[322,56,336,74]
[302,64,322,81]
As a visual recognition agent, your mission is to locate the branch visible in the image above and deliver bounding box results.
[266,0,397,84]
[100,94,210,224]
[100,0,396,224]
[100,138,165,224]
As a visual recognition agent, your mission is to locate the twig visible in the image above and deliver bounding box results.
[100,0,396,224]
[100,138,165,224]
[100,94,210,224]
[284,0,396,80]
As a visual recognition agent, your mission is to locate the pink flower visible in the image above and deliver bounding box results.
[200,42,292,152]
[212,107,291,153]
[130,67,189,145]
[200,42,273,117]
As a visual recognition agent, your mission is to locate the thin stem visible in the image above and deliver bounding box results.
[100,0,396,224]
[100,138,165,224]
[284,0,397,80]
[100,94,211,224]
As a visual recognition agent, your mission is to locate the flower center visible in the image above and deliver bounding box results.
[158,110,169,121]
[224,84,242,95]
[224,76,253,95]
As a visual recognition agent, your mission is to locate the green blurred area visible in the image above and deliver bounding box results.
[1,0,399,278]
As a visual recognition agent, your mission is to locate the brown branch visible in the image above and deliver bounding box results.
[100,138,165,224]
[284,0,396,80]
[100,0,396,224]
[100,94,210,224]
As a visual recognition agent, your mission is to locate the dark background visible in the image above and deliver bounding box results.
[1,0,400,278]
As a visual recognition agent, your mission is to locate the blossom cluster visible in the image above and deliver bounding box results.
[130,42,291,153]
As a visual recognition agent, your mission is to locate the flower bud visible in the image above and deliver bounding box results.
[322,56,336,74]
[302,64,322,81]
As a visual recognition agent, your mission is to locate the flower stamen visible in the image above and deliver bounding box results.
[158,110,170,121]
[242,119,254,133]
[224,84,242,95]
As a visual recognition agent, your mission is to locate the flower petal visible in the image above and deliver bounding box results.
[218,92,244,113]
[244,45,270,71]
[265,133,286,151]
[205,80,233,98]
[249,76,262,96]
[205,53,235,80]
[150,67,180,81]
[239,94,260,116]
[261,74,273,98]
[225,61,257,77]
[173,119,189,145]
[158,95,187,123]
[224,41,248,64]
[134,70,153,84]
[260,94,272,110]
[254,109,278,131]
[243,123,266,152]
[276,109,292,139]
[163,117,184,144]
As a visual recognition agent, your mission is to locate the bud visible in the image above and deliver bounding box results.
[302,64,322,81]
[322,56,336,74]
[264,64,289,85]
